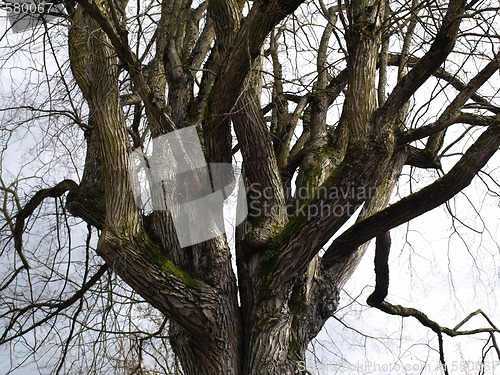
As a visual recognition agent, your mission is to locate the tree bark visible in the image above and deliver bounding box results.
[51,0,497,373]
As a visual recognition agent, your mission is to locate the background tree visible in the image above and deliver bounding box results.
[0,0,499,373]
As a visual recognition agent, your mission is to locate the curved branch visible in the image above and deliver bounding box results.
[14,179,78,269]
[233,85,287,235]
[405,146,442,169]
[366,227,498,373]
[369,300,498,374]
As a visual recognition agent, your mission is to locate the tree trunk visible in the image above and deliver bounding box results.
[55,0,499,373]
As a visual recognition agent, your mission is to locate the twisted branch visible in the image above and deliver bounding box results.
[14,179,78,269]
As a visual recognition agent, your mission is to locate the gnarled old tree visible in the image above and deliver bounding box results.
[0,0,499,373]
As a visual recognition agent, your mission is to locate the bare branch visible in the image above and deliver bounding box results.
[0,264,108,345]
[14,179,78,269]
[377,0,467,127]
[323,124,499,268]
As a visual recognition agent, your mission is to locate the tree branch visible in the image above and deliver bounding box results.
[14,179,78,270]
[232,84,287,239]
[0,264,108,345]
[376,0,467,127]
[425,49,500,155]
[322,124,499,268]
[387,53,500,115]
[74,0,176,134]
[203,0,307,163]
[366,232,390,305]
[365,227,498,374]
[405,145,442,169]
[96,229,222,345]
[399,112,499,145]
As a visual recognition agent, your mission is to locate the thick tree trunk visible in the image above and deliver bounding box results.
[57,0,498,373]
[65,1,392,373]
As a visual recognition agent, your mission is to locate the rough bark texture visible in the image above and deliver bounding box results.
[9,0,498,373]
